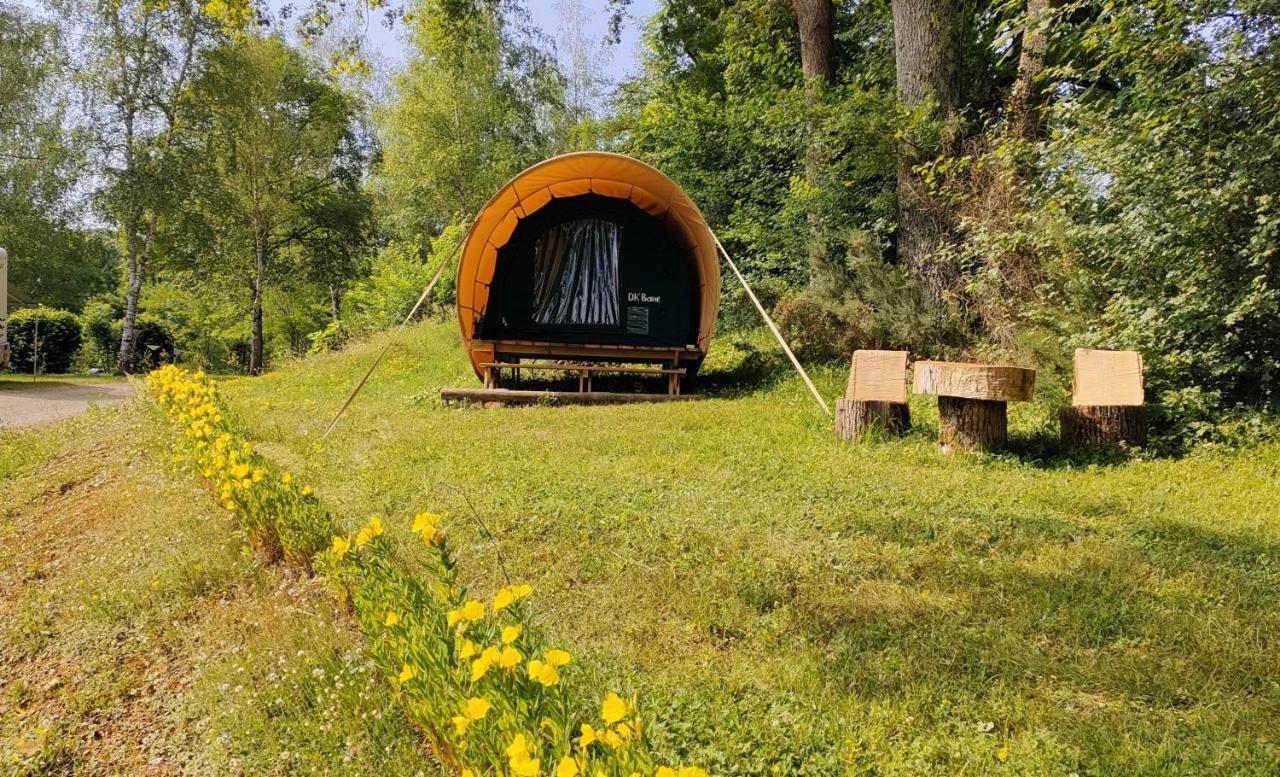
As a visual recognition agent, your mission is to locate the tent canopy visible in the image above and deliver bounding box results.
[456,152,720,378]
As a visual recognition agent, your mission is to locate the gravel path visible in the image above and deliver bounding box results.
[0,379,135,428]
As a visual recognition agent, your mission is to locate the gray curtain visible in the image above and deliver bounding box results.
[532,219,621,326]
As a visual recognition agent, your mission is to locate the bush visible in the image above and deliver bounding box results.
[80,296,123,371]
[131,314,177,371]
[306,320,346,355]
[6,307,82,373]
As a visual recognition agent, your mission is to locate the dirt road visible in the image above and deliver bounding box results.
[0,379,135,428]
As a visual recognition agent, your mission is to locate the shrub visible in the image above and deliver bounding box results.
[131,315,177,371]
[80,296,123,371]
[6,307,82,373]
[306,320,346,355]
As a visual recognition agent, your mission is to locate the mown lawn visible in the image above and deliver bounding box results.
[0,402,435,775]
[220,319,1280,776]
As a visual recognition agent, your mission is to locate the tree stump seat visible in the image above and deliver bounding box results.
[913,361,1036,454]
[1061,349,1146,447]
[835,350,911,442]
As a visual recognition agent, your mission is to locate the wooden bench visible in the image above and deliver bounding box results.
[480,361,687,395]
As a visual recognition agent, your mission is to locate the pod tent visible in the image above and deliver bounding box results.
[456,152,721,379]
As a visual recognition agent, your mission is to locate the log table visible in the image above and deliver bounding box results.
[913,361,1036,454]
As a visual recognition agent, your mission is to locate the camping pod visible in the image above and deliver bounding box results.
[456,152,720,384]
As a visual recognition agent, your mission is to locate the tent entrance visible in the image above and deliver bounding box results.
[478,194,699,348]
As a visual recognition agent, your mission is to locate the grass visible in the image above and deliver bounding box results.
[215,318,1280,776]
[0,401,436,774]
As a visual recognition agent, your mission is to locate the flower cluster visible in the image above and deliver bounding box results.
[146,365,334,564]
[148,366,708,775]
[323,513,708,777]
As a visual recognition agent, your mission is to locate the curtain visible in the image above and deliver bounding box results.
[532,219,621,326]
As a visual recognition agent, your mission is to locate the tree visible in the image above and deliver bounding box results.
[0,4,118,311]
[55,0,211,371]
[175,35,368,374]
[378,0,563,239]
[890,0,967,301]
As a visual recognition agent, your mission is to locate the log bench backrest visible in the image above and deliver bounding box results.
[846,350,909,403]
[1072,349,1144,407]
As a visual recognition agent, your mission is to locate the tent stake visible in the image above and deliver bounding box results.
[323,236,468,437]
[712,233,831,416]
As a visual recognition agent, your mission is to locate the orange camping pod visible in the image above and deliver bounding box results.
[456,152,721,383]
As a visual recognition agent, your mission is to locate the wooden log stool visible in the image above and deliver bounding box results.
[913,361,1036,454]
[1060,349,1146,447]
[835,350,911,442]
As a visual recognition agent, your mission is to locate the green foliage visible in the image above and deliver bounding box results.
[342,224,463,334]
[0,5,118,312]
[79,295,123,370]
[378,0,564,239]
[305,320,346,355]
[6,308,82,373]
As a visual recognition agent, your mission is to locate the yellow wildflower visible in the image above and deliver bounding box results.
[452,715,471,737]
[513,583,533,600]
[657,769,676,777]
[602,692,628,724]
[398,664,415,683]
[464,696,491,720]
[471,654,493,682]
[678,768,708,777]
[557,756,580,777]
[578,723,597,750]
[499,646,521,669]
[459,599,485,621]
[355,516,384,547]
[502,625,523,644]
[447,608,463,627]
[385,611,400,627]
[331,535,351,558]
[459,639,479,659]
[997,745,1009,762]
[527,659,560,687]
[251,468,264,482]
[412,512,442,541]
[493,587,515,612]
[302,485,313,496]
[282,472,293,484]
[544,649,571,667]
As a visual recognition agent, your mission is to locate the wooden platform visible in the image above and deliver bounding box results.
[439,388,704,407]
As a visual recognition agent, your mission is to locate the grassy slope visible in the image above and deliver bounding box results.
[222,320,1280,776]
[0,401,436,775]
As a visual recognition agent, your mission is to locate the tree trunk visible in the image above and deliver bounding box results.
[937,396,1007,454]
[792,0,836,280]
[835,399,911,442]
[891,0,966,301]
[329,284,342,323]
[1060,405,1146,448]
[1007,0,1061,142]
[117,231,142,374]
[250,232,266,375]
[793,0,835,85]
